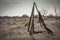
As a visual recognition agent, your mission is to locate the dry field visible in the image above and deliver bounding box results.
[0,17,60,40]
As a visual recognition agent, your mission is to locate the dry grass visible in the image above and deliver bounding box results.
[0,17,60,40]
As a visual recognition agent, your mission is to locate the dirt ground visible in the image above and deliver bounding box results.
[0,17,60,40]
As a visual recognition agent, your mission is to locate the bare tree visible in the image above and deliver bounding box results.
[54,7,58,16]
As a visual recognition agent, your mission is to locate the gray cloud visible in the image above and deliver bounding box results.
[0,0,60,16]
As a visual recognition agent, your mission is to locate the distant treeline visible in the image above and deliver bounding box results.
[0,15,29,18]
[0,14,60,19]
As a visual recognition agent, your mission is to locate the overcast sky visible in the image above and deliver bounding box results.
[0,0,60,16]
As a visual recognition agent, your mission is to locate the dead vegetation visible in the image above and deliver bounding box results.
[0,16,60,40]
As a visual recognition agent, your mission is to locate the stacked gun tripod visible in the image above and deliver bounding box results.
[28,2,54,37]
